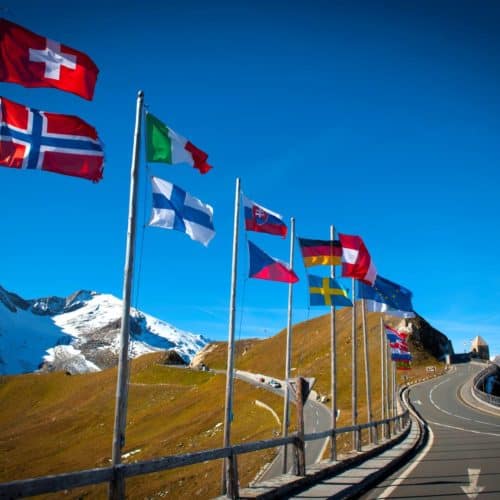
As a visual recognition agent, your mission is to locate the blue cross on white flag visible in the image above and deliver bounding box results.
[149,176,215,246]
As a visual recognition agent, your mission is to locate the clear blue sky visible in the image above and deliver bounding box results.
[1,0,499,357]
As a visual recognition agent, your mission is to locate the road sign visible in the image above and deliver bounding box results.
[288,377,316,405]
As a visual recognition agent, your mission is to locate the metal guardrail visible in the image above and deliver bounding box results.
[472,364,500,407]
[0,410,409,499]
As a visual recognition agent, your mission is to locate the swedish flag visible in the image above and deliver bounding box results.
[308,275,352,307]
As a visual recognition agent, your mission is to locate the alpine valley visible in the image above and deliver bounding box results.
[0,285,210,375]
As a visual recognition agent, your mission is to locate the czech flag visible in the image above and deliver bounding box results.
[248,240,298,283]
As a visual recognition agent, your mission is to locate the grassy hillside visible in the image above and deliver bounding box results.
[0,306,445,498]
[0,353,284,498]
[200,306,445,451]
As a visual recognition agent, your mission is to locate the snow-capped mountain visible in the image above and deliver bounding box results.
[0,285,210,375]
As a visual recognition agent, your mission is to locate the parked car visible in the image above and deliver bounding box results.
[268,379,281,388]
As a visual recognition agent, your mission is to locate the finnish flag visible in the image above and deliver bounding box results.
[149,176,215,246]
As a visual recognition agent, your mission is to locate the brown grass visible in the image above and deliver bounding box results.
[201,307,445,453]
[0,353,283,498]
[0,307,444,498]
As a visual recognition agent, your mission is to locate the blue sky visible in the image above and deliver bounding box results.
[1,0,499,357]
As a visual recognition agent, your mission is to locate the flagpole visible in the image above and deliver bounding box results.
[380,316,385,439]
[351,277,359,451]
[222,177,241,496]
[390,354,395,429]
[110,90,143,500]
[386,333,391,435]
[282,217,295,473]
[393,360,398,425]
[361,299,375,444]
[330,225,337,460]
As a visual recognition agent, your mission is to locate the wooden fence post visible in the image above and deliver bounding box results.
[226,452,239,499]
[295,377,307,476]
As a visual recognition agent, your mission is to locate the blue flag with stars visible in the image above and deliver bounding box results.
[357,275,414,315]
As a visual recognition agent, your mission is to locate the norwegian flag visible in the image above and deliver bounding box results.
[0,96,104,182]
[339,233,377,285]
[385,324,409,342]
[0,18,98,100]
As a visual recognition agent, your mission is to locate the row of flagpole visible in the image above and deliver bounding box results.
[220,179,409,494]
[0,14,412,495]
[109,92,413,498]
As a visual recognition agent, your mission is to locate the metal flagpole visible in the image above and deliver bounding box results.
[110,90,144,500]
[380,316,385,439]
[222,177,241,496]
[330,225,338,460]
[361,299,375,444]
[390,356,395,434]
[282,217,295,473]
[386,335,391,436]
[393,360,398,428]
[351,277,359,451]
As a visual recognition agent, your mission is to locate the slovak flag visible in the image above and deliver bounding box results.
[339,233,377,285]
[0,96,104,182]
[391,351,412,361]
[242,193,287,237]
[0,18,98,100]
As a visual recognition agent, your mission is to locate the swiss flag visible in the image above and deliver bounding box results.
[0,96,104,182]
[0,18,98,100]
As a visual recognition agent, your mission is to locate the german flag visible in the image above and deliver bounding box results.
[298,238,342,267]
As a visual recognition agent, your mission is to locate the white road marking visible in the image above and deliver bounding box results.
[429,377,500,428]
[426,419,500,437]
[377,390,435,498]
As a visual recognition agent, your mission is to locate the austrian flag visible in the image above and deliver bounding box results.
[339,233,377,285]
[0,96,104,182]
[0,18,98,100]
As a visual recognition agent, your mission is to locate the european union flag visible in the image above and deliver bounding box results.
[357,275,414,313]
[308,275,352,307]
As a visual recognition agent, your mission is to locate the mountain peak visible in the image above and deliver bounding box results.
[0,285,210,375]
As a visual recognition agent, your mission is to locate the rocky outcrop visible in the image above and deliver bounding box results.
[400,314,453,359]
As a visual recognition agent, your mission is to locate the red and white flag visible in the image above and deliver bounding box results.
[0,96,104,182]
[390,340,409,352]
[339,233,377,285]
[0,18,98,100]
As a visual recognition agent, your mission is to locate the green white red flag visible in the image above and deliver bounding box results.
[145,112,212,174]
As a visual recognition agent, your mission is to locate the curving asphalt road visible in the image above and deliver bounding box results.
[232,370,331,481]
[260,395,331,481]
[363,362,500,499]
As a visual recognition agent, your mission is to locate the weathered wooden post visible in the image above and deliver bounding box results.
[294,377,307,476]
[227,452,239,499]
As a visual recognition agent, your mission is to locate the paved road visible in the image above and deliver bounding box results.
[364,362,500,499]
[233,370,331,481]
[260,395,331,481]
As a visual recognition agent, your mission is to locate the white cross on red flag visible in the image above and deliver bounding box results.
[0,18,99,100]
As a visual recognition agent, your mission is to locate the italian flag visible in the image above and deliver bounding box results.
[145,112,212,174]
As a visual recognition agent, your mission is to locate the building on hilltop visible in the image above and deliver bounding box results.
[471,336,490,361]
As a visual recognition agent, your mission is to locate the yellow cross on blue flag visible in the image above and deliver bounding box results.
[308,275,352,307]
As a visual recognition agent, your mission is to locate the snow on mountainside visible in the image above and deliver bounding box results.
[0,285,210,375]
